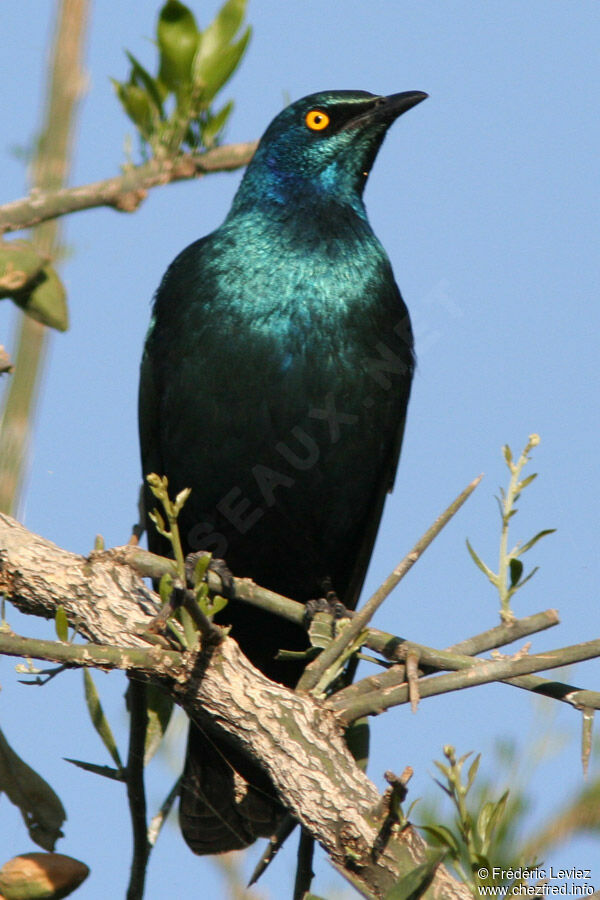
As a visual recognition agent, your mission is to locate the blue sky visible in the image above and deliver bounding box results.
[1,2,599,897]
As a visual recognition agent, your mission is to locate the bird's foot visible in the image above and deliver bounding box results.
[305,575,353,623]
[304,594,351,623]
[185,551,235,598]
[304,579,353,648]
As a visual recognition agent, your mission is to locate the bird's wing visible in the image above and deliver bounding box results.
[344,286,414,608]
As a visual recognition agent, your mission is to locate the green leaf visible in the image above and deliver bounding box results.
[515,528,556,557]
[433,759,450,778]
[11,265,68,331]
[180,606,198,648]
[157,0,200,93]
[502,444,513,467]
[466,752,481,794]
[83,669,123,769]
[475,799,494,844]
[200,0,247,60]
[432,778,452,798]
[465,539,498,586]
[125,51,165,111]
[476,791,508,854]
[515,565,539,591]
[202,99,234,147]
[63,758,125,781]
[192,552,212,585]
[192,27,251,105]
[0,726,66,851]
[517,472,538,491]
[420,823,460,855]
[509,558,523,588]
[159,571,174,605]
[383,848,447,900]
[144,686,174,764]
[112,80,155,137]
[486,790,508,835]
[54,605,69,642]
[205,593,228,618]
[457,750,473,768]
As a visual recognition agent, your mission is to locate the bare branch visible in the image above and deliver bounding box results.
[332,640,600,724]
[0,144,257,236]
[105,543,600,715]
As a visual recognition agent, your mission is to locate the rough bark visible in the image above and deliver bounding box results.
[0,513,470,900]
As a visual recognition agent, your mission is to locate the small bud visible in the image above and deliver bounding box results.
[0,240,46,295]
[149,508,167,535]
[174,486,191,512]
[146,472,167,497]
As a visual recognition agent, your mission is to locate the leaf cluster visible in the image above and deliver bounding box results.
[422,745,534,895]
[467,435,555,620]
[112,0,251,158]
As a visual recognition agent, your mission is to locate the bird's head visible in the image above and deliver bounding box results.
[231,89,427,214]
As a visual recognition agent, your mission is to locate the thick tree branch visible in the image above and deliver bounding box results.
[0,144,257,235]
[0,513,469,900]
[3,513,599,895]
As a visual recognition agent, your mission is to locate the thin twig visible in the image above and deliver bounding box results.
[247,814,297,887]
[0,631,181,671]
[293,829,315,900]
[333,638,600,724]
[126,680,150,900]
[297,475,483,693]
[148,777,181,847]
[181,588,223,644]
[446,609,560,657]
[406,651,420,713]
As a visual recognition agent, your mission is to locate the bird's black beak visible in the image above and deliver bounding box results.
[375,91,429,123]
[342,90,428,132]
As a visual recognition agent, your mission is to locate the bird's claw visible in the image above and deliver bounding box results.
[185,551,235,599]
[304,578,353,630]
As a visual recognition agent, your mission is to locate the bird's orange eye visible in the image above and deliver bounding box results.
[305,109,330,131]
